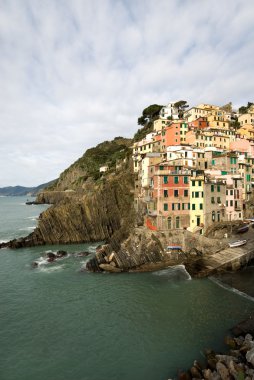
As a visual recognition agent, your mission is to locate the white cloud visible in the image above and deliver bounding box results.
[0,0,253,186]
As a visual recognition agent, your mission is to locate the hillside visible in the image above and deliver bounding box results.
[0,180,56,196]
[46,137,132,192]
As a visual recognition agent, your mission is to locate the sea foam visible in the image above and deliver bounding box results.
[153,264,191,281]
[209,276,254,302]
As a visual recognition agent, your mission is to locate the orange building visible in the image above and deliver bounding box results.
[188,117,209,130]
[162,121,188,147]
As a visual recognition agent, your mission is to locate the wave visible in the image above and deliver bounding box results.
[88,245,97,252]
[37,265,64,273]
[27,216,38,221]
[0,239,8,243]
[19,226,36,231]
[209,276,254,302]
[152,264,191,281]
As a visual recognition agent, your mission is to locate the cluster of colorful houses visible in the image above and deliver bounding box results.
[132,102,254,234]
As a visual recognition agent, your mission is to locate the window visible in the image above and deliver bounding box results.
[175,216,180,229]
[172,204,175,210]
[230,190,233,196]
[211,197,215,204]
[159,165,164,170]
[174,190,179,197]
[217,185,220,192]
[178,203,181,210]
[192,204,195,210]
[212,211,215,221]
[230,200,233,207]
[184,176,188,184]
[167,217,172,229]
[217,211,220,222]
[211,184,214,192]
[164,203,168,211]
[230,157,236,164]
[212,159,215,165]
[195,191,199,198]
[163,176,168,184]
[198,180,202,186]
[184,190,188,197]
[164,190,168,198]
[188,203,190,209]
[174,176,179,184]
[200,203,203,210]
[192,180,195,186]
[217,197,221,203]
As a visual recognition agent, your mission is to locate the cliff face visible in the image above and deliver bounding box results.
[86,228,228,274]
[0,136,137,250]
[2,168,135,249]
[37,170,135,245]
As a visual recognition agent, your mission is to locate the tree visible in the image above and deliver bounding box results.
[137,104,163,126]
[239,102,254,114]
[174,100,189,118]
[221,102,232,113]
[134,104,163,141]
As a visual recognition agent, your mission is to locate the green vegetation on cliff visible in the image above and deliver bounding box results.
[134,104,163,142]
[47,137,132,191]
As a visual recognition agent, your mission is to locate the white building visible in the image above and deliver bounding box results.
[159,102,179,120]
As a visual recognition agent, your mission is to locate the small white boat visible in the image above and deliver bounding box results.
[228,240,247,248]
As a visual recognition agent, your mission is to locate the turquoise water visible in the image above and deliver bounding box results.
[0,197,254,380]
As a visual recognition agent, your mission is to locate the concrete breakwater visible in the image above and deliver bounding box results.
[186,239,254,278]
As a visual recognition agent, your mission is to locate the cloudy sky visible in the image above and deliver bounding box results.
[0,0,253,187]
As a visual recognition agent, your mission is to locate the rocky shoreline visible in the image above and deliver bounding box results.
[85,227,229,276]
[171,315,254,380]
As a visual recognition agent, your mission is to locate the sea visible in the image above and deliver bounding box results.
[0,196,254,380]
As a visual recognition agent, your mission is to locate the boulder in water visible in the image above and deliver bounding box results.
[46,251,56,259]
[77,251,90,257]
[56,250,67,257]
[99,264,122,273]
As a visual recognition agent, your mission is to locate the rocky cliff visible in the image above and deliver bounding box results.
[0,137,138,249]
[0,167,135,249]
[86,227,228,274]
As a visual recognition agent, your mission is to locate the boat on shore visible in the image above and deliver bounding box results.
[237,225,249,234]
[165,245,183,253]
[228,240,247,248]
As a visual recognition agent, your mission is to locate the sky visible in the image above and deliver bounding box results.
[0,0,254,187]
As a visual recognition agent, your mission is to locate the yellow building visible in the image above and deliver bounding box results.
[184,104,231,125]
[153,118,170,132]
[207,114,230,129]
[189,175,205,233]
[237,124,254,141]
[141,154,162,188]
[238,112,254,126]
[186,130,232,150]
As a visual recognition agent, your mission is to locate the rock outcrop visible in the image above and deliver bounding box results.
[0,168,136,248]
[85,227,228,274]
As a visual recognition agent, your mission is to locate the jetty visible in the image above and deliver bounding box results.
[190,237,254,277]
